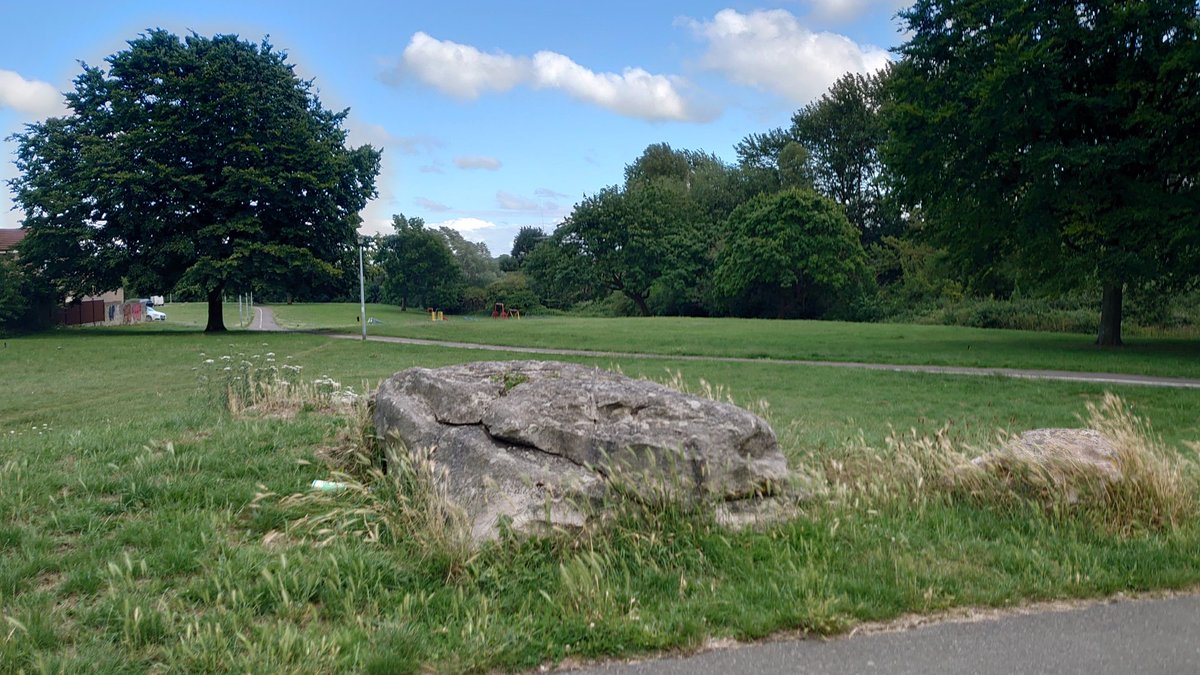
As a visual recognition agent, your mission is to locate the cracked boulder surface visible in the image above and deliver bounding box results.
[374,360,790,541]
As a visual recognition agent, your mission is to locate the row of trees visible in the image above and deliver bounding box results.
[512,0,1200,344]
[372,214,502,311]
[518,144,873,319]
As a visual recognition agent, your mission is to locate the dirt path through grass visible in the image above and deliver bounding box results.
[327,333,1200,390]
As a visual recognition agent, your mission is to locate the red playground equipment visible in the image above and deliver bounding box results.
[491,303,520,319]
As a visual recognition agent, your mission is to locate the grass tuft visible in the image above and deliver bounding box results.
[264,430,477,580]
[1078,393,1199,534]
[820,394,1199,535]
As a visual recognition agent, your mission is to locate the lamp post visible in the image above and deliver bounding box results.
[358,237,367,341]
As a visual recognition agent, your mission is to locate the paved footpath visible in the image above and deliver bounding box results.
[568,594,1200,675]
[249,306,285,331]
[328,333,1200,390]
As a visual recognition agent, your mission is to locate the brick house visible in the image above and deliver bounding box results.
[1,227,134,326]
[0,228,24,256]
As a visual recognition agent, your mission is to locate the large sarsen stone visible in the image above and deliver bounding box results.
[374,360,789,540]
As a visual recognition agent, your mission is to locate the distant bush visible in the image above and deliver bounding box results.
[485,273,542,313]
[880,288,1200,336]
[460,287,488,314]
[932,297,1099,334]
[571,292,640,317]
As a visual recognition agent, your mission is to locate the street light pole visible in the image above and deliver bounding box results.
[358,238,367,341]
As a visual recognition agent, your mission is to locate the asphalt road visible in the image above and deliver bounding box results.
[569,594,1200,675]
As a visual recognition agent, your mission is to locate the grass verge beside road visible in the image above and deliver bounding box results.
[1,327,1198,671]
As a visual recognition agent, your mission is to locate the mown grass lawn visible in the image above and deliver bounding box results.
[259,302,1200,379]
[1,319,1198,672]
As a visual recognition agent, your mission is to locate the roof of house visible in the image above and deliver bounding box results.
[0,229,26,254]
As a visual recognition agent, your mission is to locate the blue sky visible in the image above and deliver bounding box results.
[0,0,908,256]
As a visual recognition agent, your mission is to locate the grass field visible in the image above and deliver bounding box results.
[2,313,1198,672]
[260,302,1200,379]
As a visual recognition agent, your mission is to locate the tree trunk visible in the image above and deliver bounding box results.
[205,285,227,333]
[1096,283,1123,347]
[625,291,650,316]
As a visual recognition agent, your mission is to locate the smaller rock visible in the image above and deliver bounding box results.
[972,428,1122,502]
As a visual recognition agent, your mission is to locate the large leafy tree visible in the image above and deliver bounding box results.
[792,68,901,244]
[887,0,1200,345]
[523,235,602,309]
[437,226,500,288]
[561,178,707,316]
[9,30,381,331]
[0,256,30,328]
[509,226,548,267]
[377,214,463,311]
[713,189,869,318]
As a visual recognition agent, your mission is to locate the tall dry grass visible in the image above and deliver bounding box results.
[818,394,1199,535]
[250,389,477,576]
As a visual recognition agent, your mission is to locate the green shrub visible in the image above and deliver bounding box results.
[486,273,542,312]
[887,295,1100,334]
[460,286,488,313]
[571,291,640,317]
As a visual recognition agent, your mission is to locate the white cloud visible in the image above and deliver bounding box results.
[686,9,891,104]
[346,122,394,149]
[395,33,709,122]
[0,70,65,118]
[357,219,393,238]
[454,155,503,171]
[496,191,540,211]
[415,197,452,212]
[346,122,406,241]
[391,135,444,155]
[432,217,496,236]
[531,52,702,122]
[401,32,529,99]
[348,122,442,156]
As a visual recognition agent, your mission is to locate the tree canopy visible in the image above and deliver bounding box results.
[560,177,709,316]
[509,226,548,267]
[9,30,381,331]
[377,214,463,311]
[792,68,900,243]
[714,189,869,318]
[438,227,500,288]
[886,0,1200,345]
